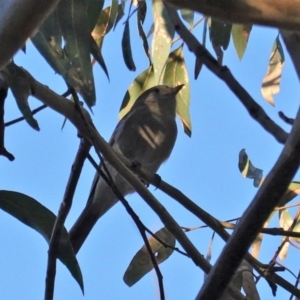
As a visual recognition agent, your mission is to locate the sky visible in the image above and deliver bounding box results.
[1,2,300,300]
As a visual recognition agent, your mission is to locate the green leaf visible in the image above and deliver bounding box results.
[113,3,125,30]
[278,181,300,207]
[4,63,39,131]
[180,9,194,28]
[238,149,263,187]
[58,0,96,107]
[137,1,151,64]
[209,19,232,50]
[152,0,175,83]
[108,0,119,32]
[31,10,72,78]
[231,24,252,60]
[122,21,136,71]
[0,190,84,293]
[87,0,105,32]
[90,35,109,80]
[119,65,155,120]
[163,45,192,137]
[123,227,175,286]
[209,19,232,63]
[261,35,285,106]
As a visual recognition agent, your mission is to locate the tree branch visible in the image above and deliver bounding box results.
[45,138,90,299]
[164,3,288,144]
[194,38,300,300]
[23,69,246,300]
[164,0,300,31]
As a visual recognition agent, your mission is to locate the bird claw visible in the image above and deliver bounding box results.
[153,174,161,190]
[130,160,141,171]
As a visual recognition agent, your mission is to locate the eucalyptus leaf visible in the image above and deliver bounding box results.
[0,190,84,293]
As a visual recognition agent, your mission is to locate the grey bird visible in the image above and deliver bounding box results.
[69,84,183,253]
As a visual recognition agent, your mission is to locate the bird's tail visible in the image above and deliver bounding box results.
[69,203,101,254]
[69,175,134,253]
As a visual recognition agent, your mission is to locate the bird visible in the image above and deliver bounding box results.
[69,84,184,253]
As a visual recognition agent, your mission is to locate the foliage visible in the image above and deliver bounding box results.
[1,0,300,299]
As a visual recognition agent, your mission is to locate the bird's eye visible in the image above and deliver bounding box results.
[153,88,159,93]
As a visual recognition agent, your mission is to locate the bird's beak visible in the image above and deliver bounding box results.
[172,84,184,95]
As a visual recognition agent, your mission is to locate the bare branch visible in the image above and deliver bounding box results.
[163,0,300,31]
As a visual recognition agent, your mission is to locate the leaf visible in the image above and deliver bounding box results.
[146,22,154,38]
[209,19,232,64]
[278,181,300,207]
[0,190,84,292]
[261,35,285,106]
[87,0,105,32]
[180,9,194,28]
[238,149,263,187]
[123,227,175,286]
[163,45,192,137]
[31,10,72,78]
[152,0,175,83]
[113,3,125,30]
[122,21,136,71]
[237,261,259,300]
[58,0,96,107]
[90,35,109,80]
[119,65,155,120]
[137,1,151,64]
[278,209,292,260]
[91,3,118,46]
[231,24,252,60]
[4,63,39,131]
[108,0,119,32]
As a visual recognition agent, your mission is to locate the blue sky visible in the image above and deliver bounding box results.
[1,3,300,299]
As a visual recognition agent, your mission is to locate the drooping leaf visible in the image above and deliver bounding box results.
[58,0,96,107]
[4,63,39,131]
[87,0,105,32]
[137,1,151,64]
[278,209,292,260]
[237,261,260,300]
[90,35,109,80]
[31,9,71,78]
[123,227,175,286]
[107,0,119,32]
[146,23,154,38]
[164,45,192,136]
[194,18,208,79]
[278,181,300,208]
[122,21,136,71]
[119,65,155,120]
[0,190,84,293]
[91,3,119,48]
[238,149,263,187]
[113,3,125,30]
[231,24,252,60]
[209,19,232,64]
[261,35,285,106]
[152,0,175,83]
[180,9,194,28]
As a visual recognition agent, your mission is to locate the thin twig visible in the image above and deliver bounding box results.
[0,74,14,160]
[86,154,166,300]
[5,89,71,127]
[44,138,90,300]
